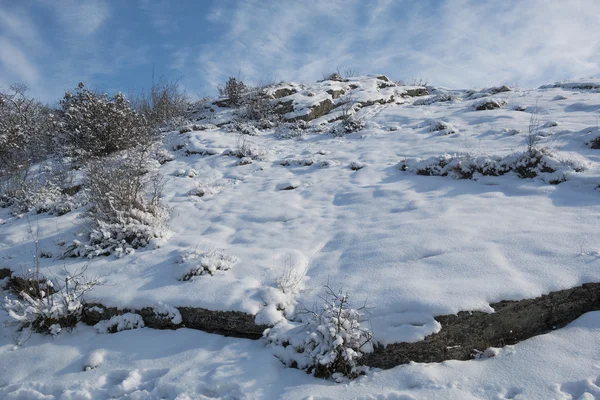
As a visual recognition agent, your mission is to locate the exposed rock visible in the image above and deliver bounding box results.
[403,87,429,97]
[274,100,294,115]
[361,282,600,369]
[474,98,507,110]
[377,75,391,82]
[214,99,230,108]
[488,85,511,94]
[357,96,395,108]
[326,89,346,99]
[82,303,267,339]
[286,99,334,122]
[272,88,297,99]
[178,307,266,338]
[325,73,343,82]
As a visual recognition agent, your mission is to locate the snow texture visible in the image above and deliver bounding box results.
[2,76,600,396]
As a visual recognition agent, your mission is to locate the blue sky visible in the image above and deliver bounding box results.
[1,0,599,103]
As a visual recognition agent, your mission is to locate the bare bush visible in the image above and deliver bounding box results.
[86,145,166,223]
[2,264,100,335]
[527,105,541,153]
[338,93,356,122]
[63,145,169,258]
[244,87,278,122]
[276,255,307,294]
[336,66,358,79]
[331,94,364,135]
[130,74,190,128]
[57,83,152,160]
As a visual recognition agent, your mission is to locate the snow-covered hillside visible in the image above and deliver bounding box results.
[2,75,600,399]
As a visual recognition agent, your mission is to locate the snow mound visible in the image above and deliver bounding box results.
[177,248,239,280]
[94,312,145,333]
[400,148,588,184]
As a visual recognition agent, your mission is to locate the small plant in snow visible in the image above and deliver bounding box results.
[177,248,239,280]
[400,147,588,184]
[2,265,100,335]
[526,105,541,153]
[429,120,457,135]
[275,122,307,140]
[231,121,260,136]
[340,117,366,134]
[94,312,145,333]
[264,286,373,381]
[66,218,168,259]
[349,162,365,171]
[473,97,507,111]
[276,255,308,295]
[222,135,266,160]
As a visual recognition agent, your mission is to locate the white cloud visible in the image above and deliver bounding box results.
[186,0,600,95]
[52,0,110,35]
[0,37,40,84]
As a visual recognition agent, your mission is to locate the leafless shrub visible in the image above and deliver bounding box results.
[2,225,100,335]
[410,78,428,86]
[2,264,100,335]
[86,144,166,225]
[336,66,358,79]
[527,103,541,153]
[130,74,190,128]
[235,135,253,158]
[244,86,278,122]
[276,254,308,294]
[338,93,357,122]
[332,93,365,135]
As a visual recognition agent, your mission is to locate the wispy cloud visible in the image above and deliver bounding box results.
[0,2,150,101]
[51,0,110,35]
[177,0,600,95]
[0,37,40,84]
[2,0,599,102]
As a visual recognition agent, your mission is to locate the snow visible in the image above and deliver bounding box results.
[1,312,600,398]
[2,76,600,396]
[94,313,145,334]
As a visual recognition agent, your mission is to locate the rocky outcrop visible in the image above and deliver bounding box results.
[82,304,267,339]
[403,87,429,97]
[274,100,294,115]
[361,282,600,369]
[272,88,297,99]
[4,266,599,368]
[488,85,511,94]
[326,89,346,99]
[285,99,334,122]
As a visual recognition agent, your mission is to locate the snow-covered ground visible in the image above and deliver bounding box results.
[2,76,600,398]
[1,310,600,399]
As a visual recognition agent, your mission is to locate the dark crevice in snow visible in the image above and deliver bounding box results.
[361,282,600,369]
